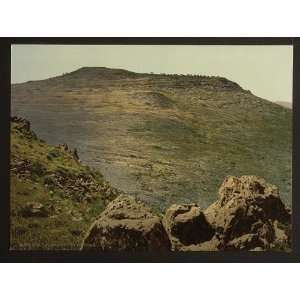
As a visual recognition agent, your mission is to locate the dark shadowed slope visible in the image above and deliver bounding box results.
[11,67,292,210]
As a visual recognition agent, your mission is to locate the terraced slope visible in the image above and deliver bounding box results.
[11,67,292,210]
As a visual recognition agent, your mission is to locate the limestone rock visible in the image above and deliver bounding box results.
[204,175,291,250]
[80,175,291,252]
[180,236,222,251]
[217,175,289,223]
[225,234,266,250]
[81,194,170,251]
[163,203,215,250]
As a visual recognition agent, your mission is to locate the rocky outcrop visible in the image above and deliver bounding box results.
[81,194,171,251]
[163,204,215,250]
[81,175,291,252]
[204,175,291,250]
[160,175,292,251]
[11,116,37,139]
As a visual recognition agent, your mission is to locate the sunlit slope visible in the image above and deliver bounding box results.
[11,67,292,210]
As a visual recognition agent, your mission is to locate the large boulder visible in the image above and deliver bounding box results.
[204,175,291,250]
[81,194,171,251]
[81,175,291,252]
[163,203,215,250]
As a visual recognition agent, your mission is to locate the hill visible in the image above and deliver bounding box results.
[11,67,292,210]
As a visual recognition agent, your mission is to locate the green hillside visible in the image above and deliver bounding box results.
[10,117,119,250]
[11,67,292,211]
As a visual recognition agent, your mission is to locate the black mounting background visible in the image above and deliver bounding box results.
[0,37,299,263]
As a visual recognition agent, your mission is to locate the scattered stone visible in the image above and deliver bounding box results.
[20,202,49,218]
[71,229,82,236]
[71,215,83,222]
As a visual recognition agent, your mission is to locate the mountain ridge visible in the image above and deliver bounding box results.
[13,66,244,92]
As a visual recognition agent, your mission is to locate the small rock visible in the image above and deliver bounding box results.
[20,202,49,218]
[71,229,82,236]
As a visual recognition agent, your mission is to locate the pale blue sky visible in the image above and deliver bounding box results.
[11,45,293,103]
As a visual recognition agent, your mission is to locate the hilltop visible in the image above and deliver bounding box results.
[11,67,292,211]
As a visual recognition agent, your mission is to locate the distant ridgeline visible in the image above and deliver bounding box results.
[11,67,292,211]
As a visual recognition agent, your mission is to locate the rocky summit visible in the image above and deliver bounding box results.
[11,67,292,211]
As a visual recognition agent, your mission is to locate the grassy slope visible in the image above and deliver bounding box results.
[11,68,292,211]
[134,88,292,209]
[10,118,119,250]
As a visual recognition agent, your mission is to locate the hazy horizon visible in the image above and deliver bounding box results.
[11,45,293,103]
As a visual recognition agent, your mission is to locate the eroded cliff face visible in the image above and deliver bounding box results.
[11,67,292,211]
